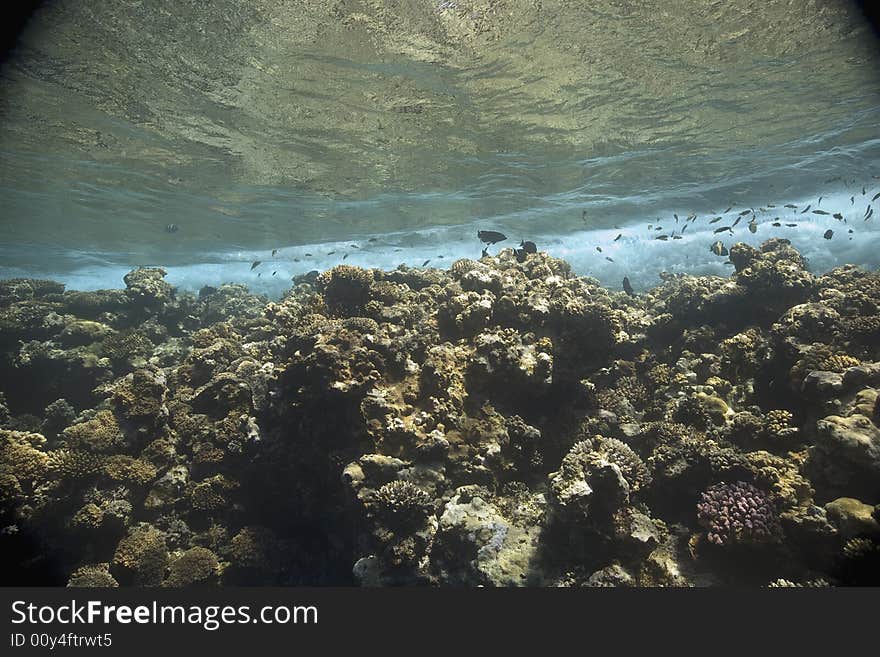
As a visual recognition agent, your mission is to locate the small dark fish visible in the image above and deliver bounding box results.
[478,230,507,245]
[865,205,872,217]
[687,213,696,221]
[866,208,874,220]
[849,229,854,233]
[681,223,688,233]
[272,249,278,256]
[350,244,359,249]
[812,210,830,215]
[710,241,727,256]
[713,226,732,233]
[655,226,663,230]
[294,258,300,262]
[613,233,622,242]
[851,196,855,205]
[818,196,823,206]
[481,247,489,257]
[655,235,669,241]
[873,191,880,202]
[622,277,635,297]
[767,204,776,208]
[368,238,378,242]
[732,216,742,227]
[596,246,603,252]
[785,223,798,227]
[165,224,178,233]
[772,222,782,227]
[674,213,679,221]
[257,273,261,277]
[800,205,811,214]
[672,235,682,240]
[342,253,349,260]
[305,253,312,257]
[724,206,733,213]
[327,251,335,255]
[250,261,261,270]
[605,257,615,262]
[582,210,588,223]
[709,216,722,224]
[272,271,277,276]
[748,221,757,234]
[422,259,431,267]
[784,204,797,209]
[863,186,866,195]
[824,229,833,239]
[519,240,537,254]
[833,213,843,220]
[738,210,751,216]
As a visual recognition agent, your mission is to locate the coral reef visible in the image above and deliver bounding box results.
[1,240,879,586]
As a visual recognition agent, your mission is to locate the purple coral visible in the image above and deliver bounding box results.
[697,481,781,547]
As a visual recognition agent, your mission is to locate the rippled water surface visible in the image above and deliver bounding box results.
[1,0,879,292]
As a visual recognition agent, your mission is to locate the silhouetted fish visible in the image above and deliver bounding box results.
[713,226,732,233]
[250,261,261,270]
[833,213,843,220]
[596,246,603,252]
[165,224,178,233]
[784,204,797,209]
[272,249,278,256]
[519,240,537,254]
[605,257,615,262]
[422,259,431,266]
[812,210,829,215]
[613,233,622,242]
[709,217,722,224]
[724,206,733,213]
[824,229,833,239]
[873,192,880,201]
[748,221,757,233]
[710,241,727,256]
[478,230,507,245]
[622,277,635,297]
[800,205,811,214]
[738,210,751,216]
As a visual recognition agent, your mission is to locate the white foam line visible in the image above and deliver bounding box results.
[2,190,877,297]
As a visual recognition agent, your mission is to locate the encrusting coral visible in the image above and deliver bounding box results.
[1,240,879,586]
